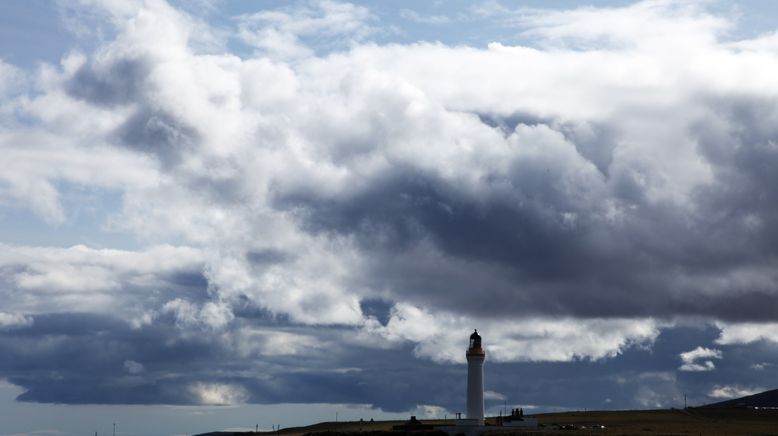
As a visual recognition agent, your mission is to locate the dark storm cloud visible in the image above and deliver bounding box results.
[0,313,219,404]
[0,312,309,405]
[695,97,778,251]
[359,298,393,326]
[0,312,465,410]
[264,85,778,323]
[115,106,200,165]
[0,314,774,411]
[165,270,210,289]
[476,113,618,175]
[480,325,725,410]
[253,360,465,412]
[277,164,592,275]
[66,53,201,167]
[245,249,293,267]
[66,58,150,107]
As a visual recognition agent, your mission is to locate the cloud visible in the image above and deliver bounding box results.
[715,322,778,345]
[411,404,450,419]
[750,362,772,370]
[708,384,763,399]
[511,1,730,50]
[0,60,24,98]
[678,346,722,372]
[0,129,159,225]
[3,0,778,410]
[483,390,506,401]
[632,372,679,409]
[0,313,33,330]
[360,303,659,363]
[123,359,145,374]
[0,244,205,323]
[236,0,374,59]
[21,0,778,329]
[162,299,235,330]
[190,382,249,405]
[399,9,450,25]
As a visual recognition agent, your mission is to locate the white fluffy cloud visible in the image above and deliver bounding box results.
[678,346,722,372]
[4,0,778,375]
[715,322,778,345]
[0,131,159,224]
[365,303,659,363]
[0,312,33,330]
[0,244,203,319]
[708,384,763,399]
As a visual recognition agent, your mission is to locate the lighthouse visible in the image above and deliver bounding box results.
[466,329,485,425]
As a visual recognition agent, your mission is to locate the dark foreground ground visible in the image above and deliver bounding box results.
[198,408,778,436]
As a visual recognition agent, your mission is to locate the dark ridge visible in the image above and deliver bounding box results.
[700,388,778,409]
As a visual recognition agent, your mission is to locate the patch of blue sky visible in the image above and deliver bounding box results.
[731,0,778,38]
[0,1,71,68]
[3,1,778,70]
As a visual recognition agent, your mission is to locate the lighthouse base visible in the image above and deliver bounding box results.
[455,418,483,426]
[437,419,538,436]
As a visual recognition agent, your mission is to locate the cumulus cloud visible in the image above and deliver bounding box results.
[708,385,763,399]
[366,303,659,363]
[0,244,205,320]
[678,346,722,372]
[3,0,778,410]
[0,312,33,330]
[22,0,778,329]
[716,322,778,345]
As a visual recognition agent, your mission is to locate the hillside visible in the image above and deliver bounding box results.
[195,408,778,436]
[700,388,778,409]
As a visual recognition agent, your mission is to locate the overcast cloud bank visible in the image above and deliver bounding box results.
[2,0,778,413]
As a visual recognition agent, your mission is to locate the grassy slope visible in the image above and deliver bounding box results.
[257,409,778,436]
[529,408,778,434]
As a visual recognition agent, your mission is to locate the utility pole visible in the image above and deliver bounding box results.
[113,423,116,436]
[684,394,687,409]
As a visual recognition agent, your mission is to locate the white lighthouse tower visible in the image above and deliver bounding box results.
[466,329,485,425]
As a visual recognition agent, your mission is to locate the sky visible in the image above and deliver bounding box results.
[3,0,778,434]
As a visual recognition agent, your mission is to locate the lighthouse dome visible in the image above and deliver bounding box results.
[469,329,482,349]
